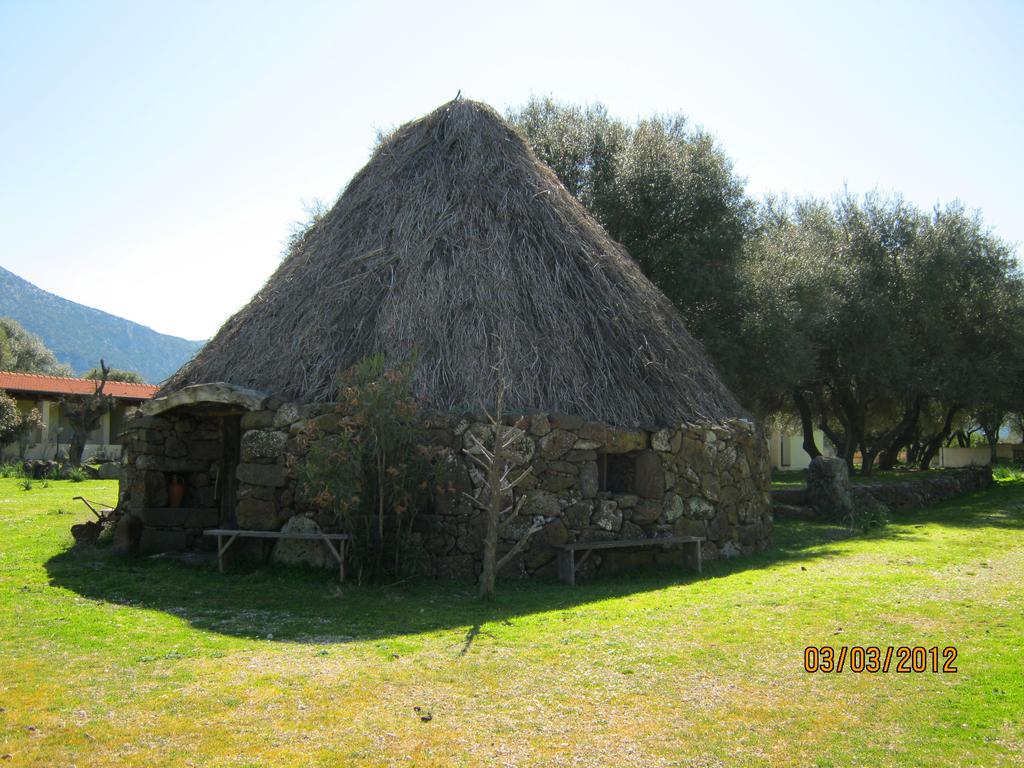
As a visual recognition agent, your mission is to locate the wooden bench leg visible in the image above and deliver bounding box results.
[320,536,346,583]
[682,540,702,574]
[217,534,238,573]
[557,549,575,586]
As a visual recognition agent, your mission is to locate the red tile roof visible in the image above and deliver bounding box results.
[0,371,159,400]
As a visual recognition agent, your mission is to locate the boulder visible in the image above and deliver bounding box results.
[97,462,121,480]
[272,516,330,569]
[806,456,856,521]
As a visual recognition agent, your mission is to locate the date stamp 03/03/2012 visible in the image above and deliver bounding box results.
[803,646,959,673]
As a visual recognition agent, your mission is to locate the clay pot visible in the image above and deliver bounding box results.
[167,474,186,508]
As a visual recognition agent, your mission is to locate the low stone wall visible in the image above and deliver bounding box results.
[851,467,993,511]
[120,402,773,579]
[773,466,994,520]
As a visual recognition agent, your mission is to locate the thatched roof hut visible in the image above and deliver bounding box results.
[164,98,744,428]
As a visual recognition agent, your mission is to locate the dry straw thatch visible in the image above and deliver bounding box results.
[164,99,745,427]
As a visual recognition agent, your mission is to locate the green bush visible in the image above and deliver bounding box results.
[19,478,32,491]
[850,495,890,533]
[68,467,87,483]
[0,462,24,478]
[298,354,440,583]
[992,464,1024,483]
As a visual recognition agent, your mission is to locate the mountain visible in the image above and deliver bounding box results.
[0,265,204,384]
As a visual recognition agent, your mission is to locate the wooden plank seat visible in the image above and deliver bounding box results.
[204,528,350,582]
[554,536,703,585]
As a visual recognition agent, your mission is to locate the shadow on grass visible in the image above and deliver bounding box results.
[888,479,1024,531]
[43,482,1022,644]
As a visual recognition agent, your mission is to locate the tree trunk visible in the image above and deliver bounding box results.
[879,397,923,471]
[860,442,879,476]
[792,388,822,460]
[919,405,960,471]
[479,422,503,599]
[68,431,86,466]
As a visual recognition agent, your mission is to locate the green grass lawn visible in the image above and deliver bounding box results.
[1,477,1022,767]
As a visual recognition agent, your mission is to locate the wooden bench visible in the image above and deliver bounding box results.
[204,528,350,582]
[554,536,703,585]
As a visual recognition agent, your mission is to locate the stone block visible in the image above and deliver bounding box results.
[564,501,593,529]
[538,429,576,460]
[547,460,579,475]
[630,499,662,524]
[664,493,685,521]
[592,500,622,532]
[139,507,220,528]
[685,496,716,520]
[603,429,647,454]
[634,450,665,499]
[236,463,287,487]
[237,482,276,501]
[528,414,552,437]
[564,450,597,463]
[241,429,288,462]
[273,403,303,429]
[164,435,188,458]
[241,410,276,430]
[144,471,167,508]
[549,413,584,431]
[672,517,707,538]
[521,489,560,518]
[579,461,599,498]
[541,472,576,492]
[652,428,682,453]
[235,498,280,530]
[464,423,534,465]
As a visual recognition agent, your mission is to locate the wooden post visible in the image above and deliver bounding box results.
[557,548,575,586]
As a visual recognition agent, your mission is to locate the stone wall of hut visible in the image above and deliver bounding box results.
[120,402,772,579]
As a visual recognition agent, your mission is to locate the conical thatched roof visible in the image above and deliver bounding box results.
[163,99,745,427]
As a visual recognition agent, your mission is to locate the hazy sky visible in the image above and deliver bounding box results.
[2,0,1021,341]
